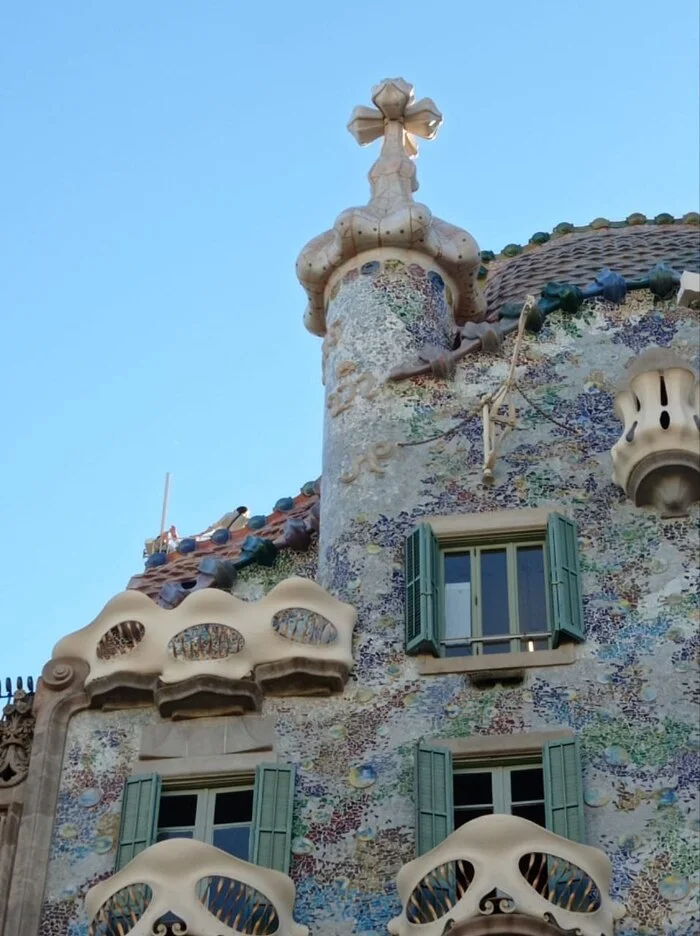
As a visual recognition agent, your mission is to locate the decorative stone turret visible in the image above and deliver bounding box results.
[297,77,485,337]
[296,79,486,587]
[611,348,700,517]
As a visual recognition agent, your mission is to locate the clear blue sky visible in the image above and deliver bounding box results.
[1,1,698,682]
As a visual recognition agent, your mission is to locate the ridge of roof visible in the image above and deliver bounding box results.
[479,211,699,279]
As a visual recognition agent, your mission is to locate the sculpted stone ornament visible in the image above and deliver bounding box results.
[612,348,700,517]
[0,688,35,786]
[297,78,486,336]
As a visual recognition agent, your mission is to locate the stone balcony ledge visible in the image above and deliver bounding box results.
[86,837,308,935]
[388,814,625,936]
[51,578,356,716]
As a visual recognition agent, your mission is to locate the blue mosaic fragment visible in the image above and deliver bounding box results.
[427,271,445,291]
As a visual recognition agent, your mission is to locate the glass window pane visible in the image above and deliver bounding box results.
[517,546,547,635]
[444,552,470,584]
[454,806,493,828]
[480,550,510,637]
[444,642,472,657]
[454,772,492,807]
[444,581,471,643]
[523,637,549,653]
[156,829,194,841]
[512,802,546,827]
[481,638,513,655]
[214,789,254,825]
[510,768,544,803]
[212,825,251,860]
[158,794,198,828]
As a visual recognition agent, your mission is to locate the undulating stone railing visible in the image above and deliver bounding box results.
[388,814,625,936]
[86,837,308,936]
[52,578,356,717]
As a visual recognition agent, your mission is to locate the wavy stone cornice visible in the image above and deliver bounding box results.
[297,78,486,336]
[51,578,356,703]
[86,837,308,936]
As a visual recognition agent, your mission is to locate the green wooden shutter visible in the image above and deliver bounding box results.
[115,773,161,870]
[547,513,585,646]
[405,524,441,656]
[251,763,295,874]
[543,738,585,843]
[415,743,453,856]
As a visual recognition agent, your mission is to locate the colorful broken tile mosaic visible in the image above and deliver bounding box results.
[39,289,700,936]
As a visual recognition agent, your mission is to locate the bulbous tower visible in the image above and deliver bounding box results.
[297,78,486,588]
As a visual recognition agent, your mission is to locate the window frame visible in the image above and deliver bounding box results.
[453,757,546,828]
[440,537,552,657]
[415,736,586,857]
[116,762,296,875]
[405,510,585,670]
[156,780,255,858]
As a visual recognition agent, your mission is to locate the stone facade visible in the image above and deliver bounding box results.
[3,78,700,936]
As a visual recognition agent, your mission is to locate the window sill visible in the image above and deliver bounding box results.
[416,642,575,678]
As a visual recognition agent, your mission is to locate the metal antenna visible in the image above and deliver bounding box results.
[158,472,171,551]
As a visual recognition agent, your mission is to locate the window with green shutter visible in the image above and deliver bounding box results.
[250,763,296,874]
[546,513,585,646]
[404,513,585,658]
[405,524,441,656]
[543,738,585,843]
[116,774,161,870]
[114,765,295,874]
[415,743,454,856]
[414,738,585,849]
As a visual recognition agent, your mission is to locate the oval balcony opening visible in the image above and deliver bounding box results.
[96,621,145,661]
[518,852,601,913]
[406,858,475,924]
[197,874,280,934]
[167,624,245,660]
[89,882,153,936]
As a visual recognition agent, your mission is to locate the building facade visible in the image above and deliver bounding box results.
[1,78,699,936]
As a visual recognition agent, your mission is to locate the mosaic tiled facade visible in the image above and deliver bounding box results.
[33,273,700,935]
[3,74,697,936]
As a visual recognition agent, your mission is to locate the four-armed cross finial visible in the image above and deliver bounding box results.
[297,78,485,335]
[347,78,443,215]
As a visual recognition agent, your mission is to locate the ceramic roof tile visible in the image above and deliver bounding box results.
[483,218,700,314]
[127,482,320,601]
